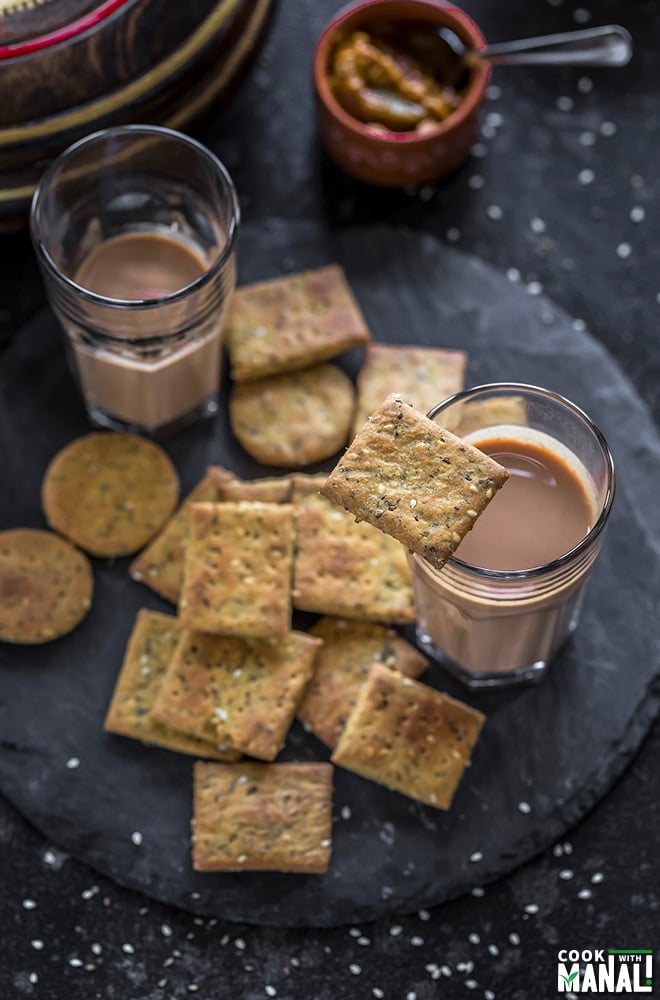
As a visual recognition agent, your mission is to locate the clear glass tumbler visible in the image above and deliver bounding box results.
[410,383,615,687]
[30,125,239,436]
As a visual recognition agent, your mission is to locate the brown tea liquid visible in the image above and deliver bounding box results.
[75,231,207,299]
[457,436,594,571]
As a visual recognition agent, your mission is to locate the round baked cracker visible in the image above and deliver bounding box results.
[42,433,179,558]
[230,363,355,467]
[0,529,93,644]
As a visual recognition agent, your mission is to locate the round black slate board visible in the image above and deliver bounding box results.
[1,220,659,928]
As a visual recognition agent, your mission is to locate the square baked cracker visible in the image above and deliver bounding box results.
[179,502,295,637]
[103,609,238,760]
[298,616,428,749]
[331,662,485,809]
[193,761,333,872]
[321,394,509,571]
[150,629,322,761]
[129,466,236,604]
[352,344,467,437]
[226,264,371,381]
[292,489,415,624]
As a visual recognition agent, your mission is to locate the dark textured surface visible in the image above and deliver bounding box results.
[1,222,659,930]
[1,0,660,995]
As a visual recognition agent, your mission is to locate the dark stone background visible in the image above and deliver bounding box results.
[1,0,659,996]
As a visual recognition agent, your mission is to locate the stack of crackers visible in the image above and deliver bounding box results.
[3,263,500,878]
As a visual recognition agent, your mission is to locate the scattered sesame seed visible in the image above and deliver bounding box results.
[526,281,543,295]
[468,175,485,190]
[234,938,246,950]
[215,707,228,721]
[509,933,520,945]
[418,909,430,921]
[572,318,586,332]
[578,168,595,185]
[381,885,393,900]
[122,943,135,954]
[188,986,199,993]
[486,111,504,128]
[341,806,352,820]
[486,84,501,100]
[485,991,496,999]
[43,850,57,866]
[530,218,546,234]
[559,869,574,880]
[617,242,632,259]
[411,936,424,947]
[161,924,173,937]
[265,987,277,997]
[31,940,44,951]
[349,928,361,938]
[441,965,452,977]
[66,757,80,769]
[472,142,487,157]
[91,943,102,956]
[573,8,591,23]
[349,963,362,975]
[446,227,461,243]
[466,979,478,990]
[470,851,484,863]
[389,925,403,936]
[69,958,83,968]
[131,831,143,846]
[506,267,521,282]
[577,76,593,93]
[600,121,617,137]
[81,887,97,900]
[578,888,592,900]
[486,205,503,221]
[28,974,38,985]
[471,887,485,897]
[591,872,604,883]
[481,124,497,140]
[524,904,539,914]
[488,944,500,956]
[469,933,481,944]
[579,131,596,147]
[357,936,371,946]
[556,96,574,111]
[373,989,385,999]
[518,801,531,814]
[630,206,645,222]
[22,899,37,910]
[407,993,417,1000]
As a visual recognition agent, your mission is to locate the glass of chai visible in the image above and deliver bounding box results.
[30,125,239,435]
[410,383,615,687]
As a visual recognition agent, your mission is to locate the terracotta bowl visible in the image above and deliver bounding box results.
[313,0,490,187]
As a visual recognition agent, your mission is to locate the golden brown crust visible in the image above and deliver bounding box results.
[292,490,415,624]
[331,662,485,809]
[321,395,509,571]
[150,629,322,761]
[0,528,93,644]
[226,264,371,382]
[103,609,239,760]
[129,466,235,605]
[352,344,466,437]
[42,432,179,558]
[192,761,333,873]
[229,364,355,467]
[297,616,428,748]
[222,476,293,503]
[179,502,295,638]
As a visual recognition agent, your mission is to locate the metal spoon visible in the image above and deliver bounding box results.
[438,24,633,70]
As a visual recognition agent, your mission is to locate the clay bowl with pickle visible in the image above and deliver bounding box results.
[313,0,490,187]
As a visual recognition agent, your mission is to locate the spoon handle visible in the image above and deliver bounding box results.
[479,25,633,67]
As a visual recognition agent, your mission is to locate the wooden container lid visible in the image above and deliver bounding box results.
[0,0,273,228]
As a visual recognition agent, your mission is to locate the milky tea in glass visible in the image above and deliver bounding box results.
[410,384,615,687]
